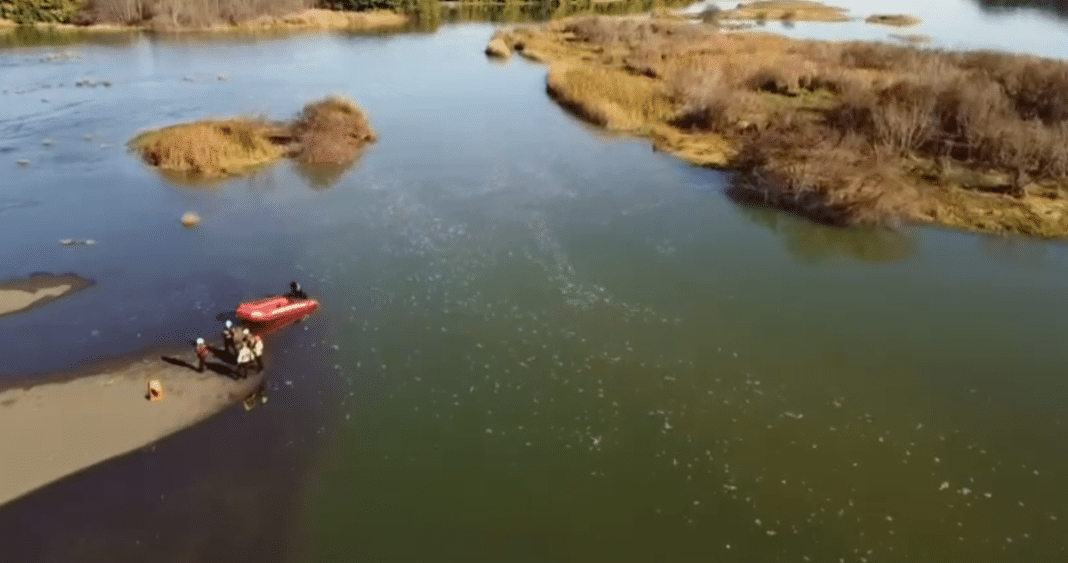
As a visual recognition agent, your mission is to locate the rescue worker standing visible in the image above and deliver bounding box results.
[195,337,209,373]
[221,320,236,355]
[251,333,265,372]
[236,343,254,379]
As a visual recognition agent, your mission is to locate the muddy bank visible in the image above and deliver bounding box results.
[129,95,377,179]
[0,347,264,507]
[491,16,1068,237]
[0,273,94,319]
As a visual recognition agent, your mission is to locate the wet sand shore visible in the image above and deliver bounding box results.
[0,273,94,319]
[0,347,264,507]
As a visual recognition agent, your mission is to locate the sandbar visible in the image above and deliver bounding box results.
[0,348,263,507]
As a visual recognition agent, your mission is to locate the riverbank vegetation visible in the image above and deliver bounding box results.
[717,1,850,23]
[0,0,410,30]
[129,95,377,178]
[0,0,691,29]
[491,16,1068,237]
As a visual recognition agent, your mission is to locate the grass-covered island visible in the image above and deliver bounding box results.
[129,96,377,179]
[490,15,1068,237]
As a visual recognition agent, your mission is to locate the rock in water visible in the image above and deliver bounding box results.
[181,212,201,228]
[485,38,512,59]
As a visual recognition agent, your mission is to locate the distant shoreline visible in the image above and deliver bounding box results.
[0,8,409,34]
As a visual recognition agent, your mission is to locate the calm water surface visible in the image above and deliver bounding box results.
[1,3,1068,562]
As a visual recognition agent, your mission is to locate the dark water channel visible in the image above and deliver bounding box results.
[2,4,1068,562]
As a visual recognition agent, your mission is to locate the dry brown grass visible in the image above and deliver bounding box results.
[237,9,406,31]
[719,1,851,23]
[492,15,1068,237]
[865,13,921,27]
[130,95,375,179]
[290,95,377,165]
[129,118,284,176]
[546,63,674,131]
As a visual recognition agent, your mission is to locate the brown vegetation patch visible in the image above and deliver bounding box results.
[720,1,851,23]
[289,95,377,165]
[490,16,1068,238]
[236,9,406,31]
[889,33,931,45]
[130,96,376,179]
[865,13,921,27]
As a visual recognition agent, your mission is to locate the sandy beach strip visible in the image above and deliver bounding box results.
[0,349,264,507]
[0,273,94,318]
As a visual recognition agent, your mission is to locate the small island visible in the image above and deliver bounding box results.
[865,13,922,27]
[129,95,377,179]
[489,15,1068,238]
[718,1,852,23]
[0,272,95,319]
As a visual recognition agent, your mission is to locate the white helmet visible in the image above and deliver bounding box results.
[196,337,204,344]
[225,320,232,328]
[243,328,250,335]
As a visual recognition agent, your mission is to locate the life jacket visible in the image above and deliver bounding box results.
[196,344,208,359]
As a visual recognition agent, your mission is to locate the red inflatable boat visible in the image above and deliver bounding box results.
[236,295,319,324]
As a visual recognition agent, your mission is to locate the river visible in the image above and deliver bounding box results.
[1,1,1068,561]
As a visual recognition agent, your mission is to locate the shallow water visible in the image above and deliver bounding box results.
[2,3,1068,562]
[686,0,1068,57]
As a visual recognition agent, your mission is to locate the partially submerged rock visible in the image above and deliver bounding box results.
[181,212,201,227]
[485,37,512,59]
[0,273,94,319]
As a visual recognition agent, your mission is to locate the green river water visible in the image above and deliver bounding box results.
[1,1,1068,561]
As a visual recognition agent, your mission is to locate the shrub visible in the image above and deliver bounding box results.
[290,95,377,165]
[2,0,82,24]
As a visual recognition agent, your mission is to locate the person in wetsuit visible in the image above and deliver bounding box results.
[288,281,308,299]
